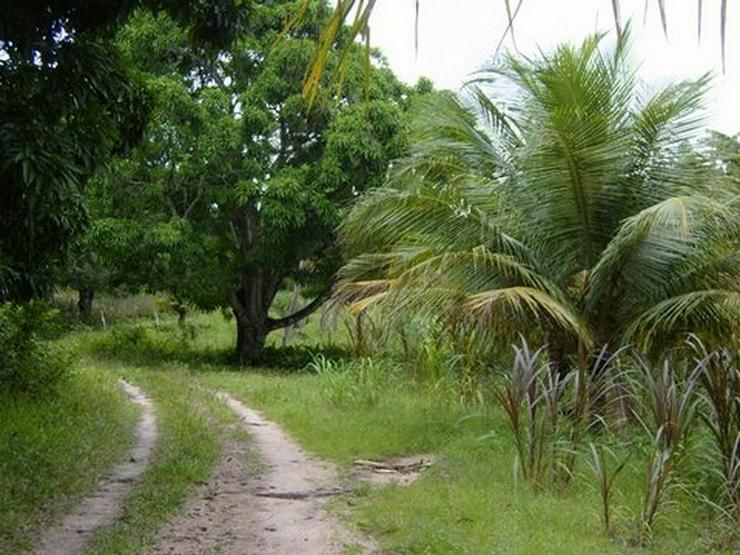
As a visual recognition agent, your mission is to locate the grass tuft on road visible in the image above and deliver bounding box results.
[83,361,236,554]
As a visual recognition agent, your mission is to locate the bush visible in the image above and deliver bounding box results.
[91,324,186,363]
[0,302,70,393]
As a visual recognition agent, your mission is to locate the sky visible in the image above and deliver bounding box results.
[368,0,740,135]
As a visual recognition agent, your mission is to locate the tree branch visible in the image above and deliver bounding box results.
[266,281,335,331]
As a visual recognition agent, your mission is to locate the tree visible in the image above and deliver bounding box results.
[0,1,246,302]
[338,31,739,368]
[98,4,416,362]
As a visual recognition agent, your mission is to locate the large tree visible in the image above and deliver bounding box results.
[338,32,739,367]
[94,4,416,362]
[0,0,246,302]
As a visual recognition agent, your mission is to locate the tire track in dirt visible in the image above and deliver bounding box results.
[154,392,373,555]
[34,380,157,555]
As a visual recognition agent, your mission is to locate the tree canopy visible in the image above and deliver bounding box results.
[0,0,246,301]
[80,3,421,361]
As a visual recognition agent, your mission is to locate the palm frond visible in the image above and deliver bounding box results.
[624,290,740,350]
[340,183,532,262]
[586,195,738,322]
[466,286,592,346]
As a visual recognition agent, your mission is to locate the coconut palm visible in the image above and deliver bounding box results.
[337,32,740,367]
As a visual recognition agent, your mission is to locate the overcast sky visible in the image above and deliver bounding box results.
[368,0,739,135]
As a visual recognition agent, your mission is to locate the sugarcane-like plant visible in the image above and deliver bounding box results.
[628,355,702,543]
[337,30,739,366]
[689,336,740,524]
[587,442,631,534]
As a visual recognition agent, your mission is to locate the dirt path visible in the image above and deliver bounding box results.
[34,380,157,555]
[154,392,372,555]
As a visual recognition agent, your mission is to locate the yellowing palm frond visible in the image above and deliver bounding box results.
[466,286,592,347]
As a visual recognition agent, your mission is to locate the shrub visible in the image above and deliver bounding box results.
[0,302,70,394]
[257,344,350,370]
[494,340,620,488]
[90,324,188,363]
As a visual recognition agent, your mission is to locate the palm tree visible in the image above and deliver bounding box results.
[337,31,739,368]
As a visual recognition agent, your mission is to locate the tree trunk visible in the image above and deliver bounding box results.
[231,276,334,365]
[78,287,94,319]
[231,272,275,365]
[235,313,268,364]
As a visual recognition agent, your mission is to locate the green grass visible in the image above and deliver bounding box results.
[0,368,138,553]
[199,365,726,554]
[6,308,729,554]
[199,369,469,463]
[83,360,236,554]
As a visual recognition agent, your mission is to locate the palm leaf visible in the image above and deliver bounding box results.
[466,286,592,346]
[624,290,740,350]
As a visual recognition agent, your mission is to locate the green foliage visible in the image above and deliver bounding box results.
[88,4,417,361]
[587,443,631,534]
[73,305,738,549]
[0,0,250,302]
[0,39,147,301]
[0,302,70,393]
[689,337,740,527]
[339,31,739,362]
[627,357,702,542]
[199,352,710,554]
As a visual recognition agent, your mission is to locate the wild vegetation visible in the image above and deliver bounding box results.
[0,1,738,554]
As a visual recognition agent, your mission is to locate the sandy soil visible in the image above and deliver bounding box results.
[33,380,157,555]
[154,392,373,554]
[153,430,261,554]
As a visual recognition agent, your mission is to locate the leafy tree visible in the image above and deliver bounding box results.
[338,32,739,368]
[0,0,246,302]
[95,5,415,362]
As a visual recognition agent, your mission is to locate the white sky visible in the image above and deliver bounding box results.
[369,0,740,135]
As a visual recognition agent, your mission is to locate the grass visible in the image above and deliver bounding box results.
[199,369,469,463]
[0,367,137,553]
[4,304,732,554]
[77,309,730,553]
[197,360,725,554]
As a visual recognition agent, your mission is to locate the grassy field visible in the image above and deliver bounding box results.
[200,367,716,554]
[2,298,733,554]
[85,307,736,553]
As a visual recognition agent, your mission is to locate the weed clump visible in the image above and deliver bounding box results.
[0,302,70,394]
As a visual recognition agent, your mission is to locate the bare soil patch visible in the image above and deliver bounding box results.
[33,380,157,555]
[351,455,435,487]
[152,430,260,554]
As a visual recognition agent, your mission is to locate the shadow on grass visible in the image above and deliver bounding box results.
[80,323,351,372]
